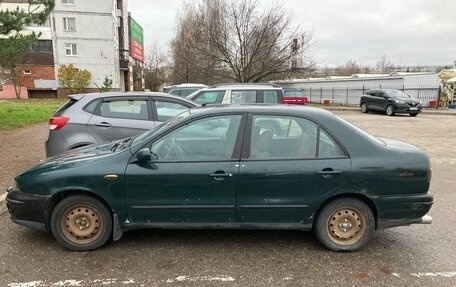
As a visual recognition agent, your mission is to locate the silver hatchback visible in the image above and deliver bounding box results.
[45,92,198,157]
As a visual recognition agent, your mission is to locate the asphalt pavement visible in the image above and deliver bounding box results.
[1,108,456,286]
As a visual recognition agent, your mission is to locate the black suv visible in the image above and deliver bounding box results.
[360,89,422,117]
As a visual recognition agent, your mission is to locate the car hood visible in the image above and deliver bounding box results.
[395,97,421,104]
[20,142,118,175]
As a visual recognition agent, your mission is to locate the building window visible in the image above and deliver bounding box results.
[28,40,53,53]
[62,0,74,4]
[23,70,32,75]
[25,19,51,27]
[65,43,78,56]
[63,17,76,31]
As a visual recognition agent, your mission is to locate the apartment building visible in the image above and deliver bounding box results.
[0,0,143,98]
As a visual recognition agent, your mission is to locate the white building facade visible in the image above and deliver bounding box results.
[52,0,129,91]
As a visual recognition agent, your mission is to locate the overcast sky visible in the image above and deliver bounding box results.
[129,0,456,68]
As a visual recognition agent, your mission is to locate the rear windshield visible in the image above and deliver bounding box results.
[53,98,78,116]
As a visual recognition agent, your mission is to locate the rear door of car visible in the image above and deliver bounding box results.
[87,96,154,143]
[235,113,351,225]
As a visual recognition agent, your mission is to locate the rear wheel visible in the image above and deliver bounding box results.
[314,198,374,252]
[386,105,395,116]
[51,195,112,251]
[360,102,368,113]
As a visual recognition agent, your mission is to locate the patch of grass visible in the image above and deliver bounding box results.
[0,99,66,130]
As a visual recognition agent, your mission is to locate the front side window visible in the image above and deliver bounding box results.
[63,17,76,31]
[151,115,242,161]
[99,99,149,120]
[249,115,344,159]
[155,100,190,122]
[64,43,77,56]
[192,91,224,105]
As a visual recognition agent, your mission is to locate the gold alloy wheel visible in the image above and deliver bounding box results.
[326,207,365,246]
[61,204,103,244]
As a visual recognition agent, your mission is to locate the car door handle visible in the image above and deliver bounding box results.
[318,169,342,178]
[95,122,112,128]
[209,172,233,181]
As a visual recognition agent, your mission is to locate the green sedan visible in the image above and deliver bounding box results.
[5,105,433,251]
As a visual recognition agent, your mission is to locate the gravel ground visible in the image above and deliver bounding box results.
[0,122,48,197]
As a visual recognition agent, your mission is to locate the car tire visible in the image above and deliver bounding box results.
[386,105,395,116]
[360,102,368,113]
[314,198,374,252]
[51,195,112,251]
[409,113,418,117]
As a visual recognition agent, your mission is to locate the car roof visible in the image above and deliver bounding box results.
[69,92,199,106]
[188,104,336,120]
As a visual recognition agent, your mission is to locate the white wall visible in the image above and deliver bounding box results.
[52,0,122,89]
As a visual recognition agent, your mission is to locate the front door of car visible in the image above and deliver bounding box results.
[125,114,245,223]
[236,114,351,225]
[87,97,154,142]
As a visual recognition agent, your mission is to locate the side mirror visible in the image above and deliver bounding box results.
[136,148,152,162]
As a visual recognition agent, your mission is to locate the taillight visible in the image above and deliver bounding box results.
[49,117,69,130]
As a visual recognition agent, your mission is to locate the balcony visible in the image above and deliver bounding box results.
[119,49,129,70]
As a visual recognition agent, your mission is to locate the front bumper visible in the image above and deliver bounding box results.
[5,189,50,232]
[395,104,423,114]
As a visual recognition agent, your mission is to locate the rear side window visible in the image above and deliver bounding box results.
[99,99,149,120]
[83,99,101,114]
[263,90,281,103]
[230,90,256,104]
[53,98,78,116]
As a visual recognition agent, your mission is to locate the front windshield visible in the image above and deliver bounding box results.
[131,109,194,146]
[386,89,410,98]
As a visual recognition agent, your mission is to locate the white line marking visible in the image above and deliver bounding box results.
[8,281,44,287]
[8,279,136,287]
[166,275,235,283]
[51,280,82,286]
[411,272,456,278]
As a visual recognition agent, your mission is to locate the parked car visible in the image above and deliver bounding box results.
[187,83,285,105]
[360,89,423,116]
[7,105,432,252]
[45,92,198,157]
[162,83,207,97]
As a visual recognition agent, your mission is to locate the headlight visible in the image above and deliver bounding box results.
[7,181,20,193]
[395,99,406,104]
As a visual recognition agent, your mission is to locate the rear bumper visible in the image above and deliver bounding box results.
[5,189,50,232]
[375,193,433,229]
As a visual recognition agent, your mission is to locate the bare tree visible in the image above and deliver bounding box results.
[376,54,395,74]
[144,43,167,91]
[170,0,313,83]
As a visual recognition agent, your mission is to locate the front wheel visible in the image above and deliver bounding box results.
[360,102,368,113]
[409,113,418,117]
[51,195,112,251]
[314,198,374,252]
[386,105,395,116]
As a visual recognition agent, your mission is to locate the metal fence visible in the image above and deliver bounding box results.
[284,85,439,107]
